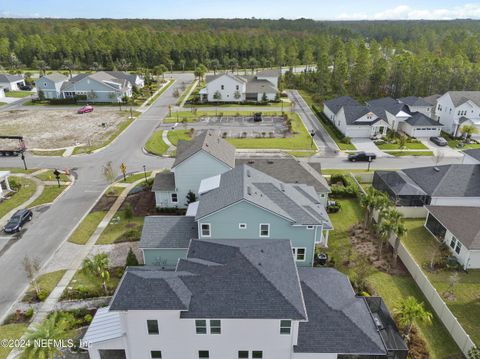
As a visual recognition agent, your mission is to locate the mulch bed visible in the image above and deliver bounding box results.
[91,192,119,212]
[121,190,156,216]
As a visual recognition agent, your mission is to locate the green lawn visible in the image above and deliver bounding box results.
[385,151,434,157]
[402,220,480,346]
[22,270,66,302]
[0,176,37,219]
[145,80,174,106]
[29,149,65,156]
[122,171,152,184]
[227,113,316,150]
[325,199,461,358]
[5,91,31,98]
[35,170,70,182]
[0,168,37,174]
[298,90,356,151]
[167,129,192,145]
[176,81,197,106]
[443,135,480,149]
[164,110,286,124]
[73,111,140,155]
[377,142,428,150]
[67,210,108,245]
[28,185,67,208]
[145,130,169,155]
[96,209,144,245]
[61,267,123,300]
[0,102,7,106]
[0,324,28,359]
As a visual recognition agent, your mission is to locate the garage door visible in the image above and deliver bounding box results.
[413,127,441,138]
[345,126,371,138]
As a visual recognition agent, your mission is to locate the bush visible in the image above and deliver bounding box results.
[84,314,93,324]
[329,174,359,198]
[37,288,48,301]
[24,307,34,319]
[125,247,139,267]
[8,178,21,191]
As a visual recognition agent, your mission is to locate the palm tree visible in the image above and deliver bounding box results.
[21,312,70,359]
[360,187,378,228]
[381,206,407,266]
[393,296,433,340]
[82,253,110,295]
[372,192,390,224]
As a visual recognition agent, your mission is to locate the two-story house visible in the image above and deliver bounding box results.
[152,131,236,208]
[35,73,68,99]
[199,70,279,103]
[83,239,406,359]
[398,96,432,117]
[435,91,480,136]
[142,165,332,268]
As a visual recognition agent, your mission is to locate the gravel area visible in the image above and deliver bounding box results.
[0,108,127,149]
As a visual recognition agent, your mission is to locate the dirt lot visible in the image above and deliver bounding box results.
[0,108,127,149]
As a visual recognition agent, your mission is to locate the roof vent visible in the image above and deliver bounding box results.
[280,183,285,192]
[267,160,274,164]
[247,186,252,195]
[247,169,251,178]
[260,249,264,253]
[248,160,255,164]
[433,167,440,172]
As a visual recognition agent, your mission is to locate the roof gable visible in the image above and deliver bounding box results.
[324,96,360,114]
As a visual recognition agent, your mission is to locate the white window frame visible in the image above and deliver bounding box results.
[306,225,314,230]
[146,319,159,335]
[259,223,270,237]
[150,350,162,359]
[239,223,247,229]
[292,247,306,262]
[280,320,292,334]
[201,223,211,237]
[171,193,178,203]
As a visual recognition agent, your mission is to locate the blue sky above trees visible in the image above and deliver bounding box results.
[2,0,480,19]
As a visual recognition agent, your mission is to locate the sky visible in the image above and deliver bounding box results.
[2,0,480,20]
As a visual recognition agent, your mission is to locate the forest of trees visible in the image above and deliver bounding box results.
[2,18,480,99]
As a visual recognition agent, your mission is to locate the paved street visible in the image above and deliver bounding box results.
[0,73,191,320]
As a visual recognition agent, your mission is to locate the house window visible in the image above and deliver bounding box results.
[199,351,209,359]
[259,224,270,237]
[147,320,159,335]
[307,225,314,230]
[280,320,292,334]
[210,320,221,334]
[239,223,247,229]
[238,351,249,359]
[221,85,224,90]
[236,85,239,90]
[425,214,446,240]
[450,237,457,250]
[201,223,211,237]
[151,351,162,359]
[196,320,207,334]
[171,193,178,203]
[252,351,263,359]
[292,248,306,261]
[455,241,462,254]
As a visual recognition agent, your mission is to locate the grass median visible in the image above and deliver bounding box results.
[0,176,37,219]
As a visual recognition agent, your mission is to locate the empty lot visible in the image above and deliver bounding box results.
[0,109,128,149]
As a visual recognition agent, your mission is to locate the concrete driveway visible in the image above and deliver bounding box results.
[420,139,463,158]
[350,138,391,157]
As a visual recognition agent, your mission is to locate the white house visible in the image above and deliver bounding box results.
[398,96,432,117]
[0,171,11,198]
[0,74,25,91]
[199,70,279,103]
[399,112,443,138]
[425,206,480,269]
[0,87,4,99]
[83,240,406,359]
[152,131,235,208]
[435,91,480,136]
[367,97,412,132]
[323,97,388,138]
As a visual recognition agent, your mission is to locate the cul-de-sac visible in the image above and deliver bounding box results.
[0,2,479,359]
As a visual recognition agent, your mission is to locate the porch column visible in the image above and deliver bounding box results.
[4,176,11,191]
[324,229,329,247]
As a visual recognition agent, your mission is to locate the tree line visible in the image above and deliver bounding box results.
[1,18,480,98]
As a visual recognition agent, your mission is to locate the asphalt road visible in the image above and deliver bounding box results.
[0,73,192,320]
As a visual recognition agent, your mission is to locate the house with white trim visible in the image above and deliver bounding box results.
[83,239,406,359]
[199,69,279,103]
[0,74,25,91]
[35,73,69,99]
[425,206,480,269]
[435,91,480,136]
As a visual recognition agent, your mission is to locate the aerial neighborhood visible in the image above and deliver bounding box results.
[0,12,480,359]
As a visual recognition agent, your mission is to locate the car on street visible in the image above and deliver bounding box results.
[253,112,262,122]
[348,151,377,162]
[3,209,33,234]
[78,105,94,114]
[429,136,448,146]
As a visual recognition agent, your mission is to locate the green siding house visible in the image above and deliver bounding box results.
[141,165,332,268]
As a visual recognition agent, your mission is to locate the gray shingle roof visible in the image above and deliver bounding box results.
[173,130,236,169]
[426,206,480,250]
[256,69,281,77]
[465,149,480,162]
[446,91,480,107]
[245,78,276,94]
[398,96,431,107]
[342,105,381,126]
[423,94,441,106]
[105,71,140,86]
[111,239,308,320]
[294,268,386,354]
[324,96,360,114]
[405,112,443,127]
[205,73,246,84]
[0,74,23,83]
[196,165,330,226]
[41,73,68,83]
[368,97,410,116]
[403,164,480,197]
[151,172,176,191]
[235,158,330,193]
[374,171,427,196]
[140,216,197,249]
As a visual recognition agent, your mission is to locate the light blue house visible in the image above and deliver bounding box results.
[152,130,235,208]
[141,165,332,268]
[35,73,68,99]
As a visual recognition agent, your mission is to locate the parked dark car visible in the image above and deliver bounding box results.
[429,136,448,147]
[19,84,33,91]
[253,112,262,122]
[3,209,33,234]
[348,151,376,162]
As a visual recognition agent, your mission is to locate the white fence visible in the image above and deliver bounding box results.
[388,235,476,355]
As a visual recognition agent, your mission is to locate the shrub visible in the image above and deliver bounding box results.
[342,136,351,144]
[83,314,93,324]
[37,288,48,301]
[24,307,34,319]
[125,247,139,267]
[8,178,21,191]
[329,174,359,198]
